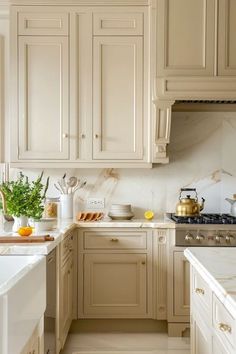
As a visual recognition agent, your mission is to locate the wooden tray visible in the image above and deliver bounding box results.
[0,235,54,243]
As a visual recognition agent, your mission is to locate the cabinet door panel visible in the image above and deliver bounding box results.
[93,36,143,160]
[173,252,190,316]
[212,334,231,354]
[58,259,73,349]
[157,0,215,76]
[191,316,211,354]
[218,0,236,75]
[18,36,69,160]
[84,253,147,316]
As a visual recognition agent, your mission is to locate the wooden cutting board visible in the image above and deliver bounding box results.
[0,235,54,243]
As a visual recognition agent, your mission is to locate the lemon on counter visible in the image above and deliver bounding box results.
[144,210,154,220]
[18,227,33,237]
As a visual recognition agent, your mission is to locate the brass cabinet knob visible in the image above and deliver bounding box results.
[218,322,231,333]
[81,134,86,139]
[94,134,99,139]
[141,261,146,265]
[195,287,205,295]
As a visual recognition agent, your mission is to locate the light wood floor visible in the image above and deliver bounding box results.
[61,333,190,354]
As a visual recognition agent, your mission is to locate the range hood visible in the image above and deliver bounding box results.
[152,98,236,164]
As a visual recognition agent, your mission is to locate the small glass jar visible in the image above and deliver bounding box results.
[44,197,60,219]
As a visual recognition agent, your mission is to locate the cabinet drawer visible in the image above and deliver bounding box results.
[192,269,211,313]
[61,232,74,264]
[83,231,147,250]
[18,12,69,35]
[213,294,236,351]
[93,13,143,35]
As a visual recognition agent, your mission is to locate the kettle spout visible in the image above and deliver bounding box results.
[200,197,205,212]
[225,198,234,205]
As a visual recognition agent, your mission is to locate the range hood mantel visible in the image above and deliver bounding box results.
[152,96,236,164]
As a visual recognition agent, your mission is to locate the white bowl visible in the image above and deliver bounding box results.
[110,204,132,211]
[108,211,134,220]
[32,218,57,232]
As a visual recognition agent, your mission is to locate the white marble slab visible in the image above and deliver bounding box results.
[184,247,236,318]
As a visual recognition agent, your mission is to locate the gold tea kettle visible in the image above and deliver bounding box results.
[176,188,205,216]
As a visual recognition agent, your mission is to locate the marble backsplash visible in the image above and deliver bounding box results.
[9,111,236,218]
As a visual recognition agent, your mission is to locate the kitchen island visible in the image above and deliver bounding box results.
[184,247,236,354]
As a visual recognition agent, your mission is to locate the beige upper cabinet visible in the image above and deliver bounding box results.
[157,0,215,76]
[218,0,236,76]
[92,36,144,160]
[10,6,151,167]
[17,36,69,160]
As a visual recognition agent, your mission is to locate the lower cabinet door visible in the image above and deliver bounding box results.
[212,334,232,354]
[191,315,211,354]
[83,253,147,317]
[58,258,73,349]
[173,251,190,316]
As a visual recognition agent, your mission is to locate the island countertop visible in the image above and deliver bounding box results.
[184,247,236,319]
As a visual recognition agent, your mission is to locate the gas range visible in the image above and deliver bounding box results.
[170,213,236,225]
[168,213,236,247]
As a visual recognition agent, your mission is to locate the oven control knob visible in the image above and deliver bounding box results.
[226,234,235,243]
[215,234,224,243]
[185,232,194,241]
[196,234,205,241]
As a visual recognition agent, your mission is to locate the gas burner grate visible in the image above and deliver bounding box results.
[170,213,236,224]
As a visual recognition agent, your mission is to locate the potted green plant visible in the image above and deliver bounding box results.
[0,172,49,232]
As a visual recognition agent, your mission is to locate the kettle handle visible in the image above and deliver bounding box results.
[181,188,196,192]
[179,188,198,201]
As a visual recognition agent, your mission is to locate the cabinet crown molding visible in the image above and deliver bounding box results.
[9,0,150,5]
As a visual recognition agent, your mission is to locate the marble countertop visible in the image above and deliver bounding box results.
[184,248,236,318]
[0,218,175,256]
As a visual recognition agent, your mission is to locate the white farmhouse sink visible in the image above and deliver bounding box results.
[0,255,46,354]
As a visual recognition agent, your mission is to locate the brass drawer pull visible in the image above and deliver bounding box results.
[218,322,232,333]
[195,288,205,295]
[141,261,146,265]
[110,238,119,242]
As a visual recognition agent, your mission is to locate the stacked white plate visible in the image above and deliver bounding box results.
[108,204,134,220]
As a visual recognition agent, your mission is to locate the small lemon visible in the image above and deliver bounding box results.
[144,210,154,220]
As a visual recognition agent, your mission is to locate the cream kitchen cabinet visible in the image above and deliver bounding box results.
[57,231,75,350]
[10,8,69,162]
[157,0,215,77]
[218,0,236,76]
[191,315,212,354]
[173,251,190,317]
[78,228,152,318]
[92,36,144,160]
[10,5,151,167]
[167,246,190,336]
[188,259,236,354]
[157,0,236,78]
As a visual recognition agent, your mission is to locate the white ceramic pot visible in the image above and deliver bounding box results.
[12,216,28,233]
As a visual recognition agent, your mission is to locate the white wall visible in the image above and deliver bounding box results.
[9,111,236,218]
